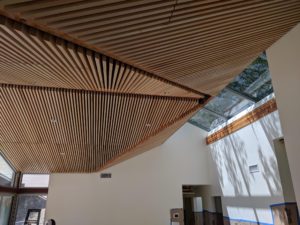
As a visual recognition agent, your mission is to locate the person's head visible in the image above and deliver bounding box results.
[46,219,56,225]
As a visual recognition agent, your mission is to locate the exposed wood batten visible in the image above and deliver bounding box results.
[206,99,277,145]
[0,84,205,173]
[0,15,205,99]
[1,1,299,94]
[1,0,299,173]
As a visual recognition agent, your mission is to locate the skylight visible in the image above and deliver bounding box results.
[189,52,273,131]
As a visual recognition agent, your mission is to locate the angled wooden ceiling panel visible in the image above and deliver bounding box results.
[0,16,203,98]
[1,0,300,94]
[100,106,198,170]
[0,84,201,173]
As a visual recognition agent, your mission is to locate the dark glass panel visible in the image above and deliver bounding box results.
[228,53,273,101]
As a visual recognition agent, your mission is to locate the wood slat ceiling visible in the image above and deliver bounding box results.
[0,15,207,173]
[1,1,299,173]
[1,0,300,95]
[0,84,202,173]
[0,16,203,98]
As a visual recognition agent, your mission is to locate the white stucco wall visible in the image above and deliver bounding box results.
[209,111,285,224]
[46,109,290,225]
[45,123,210,225]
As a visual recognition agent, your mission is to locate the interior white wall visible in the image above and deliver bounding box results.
[209,111,285,224]
[266,23,300,209]
[46,123,210,225]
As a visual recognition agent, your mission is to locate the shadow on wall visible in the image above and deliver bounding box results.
[209,112,288,224]
[259,112,283,148]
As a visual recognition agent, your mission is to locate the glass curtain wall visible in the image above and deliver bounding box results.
[15,194,47,225]
[0,194,13,225]
[0,153,15,225]
[15,174,49,225]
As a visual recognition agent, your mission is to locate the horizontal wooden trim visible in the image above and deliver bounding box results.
[17,188,48,194]
[0,186,15,193]
[206,99,277,144]
[0,186,48,194]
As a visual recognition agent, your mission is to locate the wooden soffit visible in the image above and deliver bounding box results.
[0,16,203,98]
[0,15,208,173]
[1,0,300,95]
[0,84,203,173]
[206,99,277,145]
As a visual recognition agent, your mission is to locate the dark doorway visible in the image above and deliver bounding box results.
[183,197,195,225]
[214,197,224,225]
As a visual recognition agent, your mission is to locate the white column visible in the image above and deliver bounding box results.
[267,23,300,210]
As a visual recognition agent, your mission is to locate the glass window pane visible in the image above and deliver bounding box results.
[15,195,47,225]
[0,194,13,225]
[28,211,39,220]
[0,154,14,187]
[228,53,273,101]
[21,174,50,188]
[188,52,274,132]
[189,109,226,131]
[205,89,254,118]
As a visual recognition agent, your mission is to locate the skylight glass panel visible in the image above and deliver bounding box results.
[188,52,274,132]
[205,89,254,118]
[189,108,226,131]
[228,53,273,101]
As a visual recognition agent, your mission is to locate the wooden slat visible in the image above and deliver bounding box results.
[0,16,203,99]
[206,99,278,145]
[1,1,300,95]
[100,102,201,170]
[0,84,202,173]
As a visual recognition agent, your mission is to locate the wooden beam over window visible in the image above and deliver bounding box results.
[206,99,277,144]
